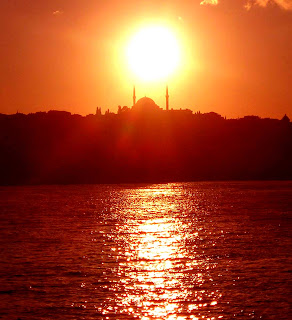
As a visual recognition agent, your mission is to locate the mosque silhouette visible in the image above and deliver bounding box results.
[132,96,161,112]
[132,85,169,111]
[104,85,193,116]
[99,85,192,116]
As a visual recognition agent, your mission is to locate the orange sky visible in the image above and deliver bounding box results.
[0,0,291,119]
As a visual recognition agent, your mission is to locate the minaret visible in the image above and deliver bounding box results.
[166,85,169,111]
[133,85,136,106]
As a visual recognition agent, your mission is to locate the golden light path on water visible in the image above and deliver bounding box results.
[2,182,290,319]
[102,185,222,319]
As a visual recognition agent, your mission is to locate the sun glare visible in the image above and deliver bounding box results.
[126,26,181,82]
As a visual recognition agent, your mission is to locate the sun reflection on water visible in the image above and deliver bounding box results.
[103,184,222,319]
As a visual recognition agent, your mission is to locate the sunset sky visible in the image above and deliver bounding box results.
[0,0,291,118]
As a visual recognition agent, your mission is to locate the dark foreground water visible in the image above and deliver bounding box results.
[0,182,291,320]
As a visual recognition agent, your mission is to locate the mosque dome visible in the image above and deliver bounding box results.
[132,97,160,112]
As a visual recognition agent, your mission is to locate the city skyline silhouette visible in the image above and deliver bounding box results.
[0,0,291,119]
[1,105,291,185]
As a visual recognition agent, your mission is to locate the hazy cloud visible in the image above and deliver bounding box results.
[200,0,219,6]
[269,0,292,10]
[199,0,292,10]
[53,10,63,16]
[245,0,292,10]
[244,1,253,10]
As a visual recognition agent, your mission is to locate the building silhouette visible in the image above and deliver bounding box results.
[132,85,170,112]
[130,85,192,116]
[132,97,162,113]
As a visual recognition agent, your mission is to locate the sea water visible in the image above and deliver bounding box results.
[0,181,291,319]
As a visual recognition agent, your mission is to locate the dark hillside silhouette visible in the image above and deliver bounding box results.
[0,108,291,185]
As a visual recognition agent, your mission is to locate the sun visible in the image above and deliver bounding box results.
[126,25,181,82]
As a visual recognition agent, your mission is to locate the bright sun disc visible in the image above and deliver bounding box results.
[127,26,181,82]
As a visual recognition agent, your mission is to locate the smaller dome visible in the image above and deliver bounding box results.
[133,97,160,112]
